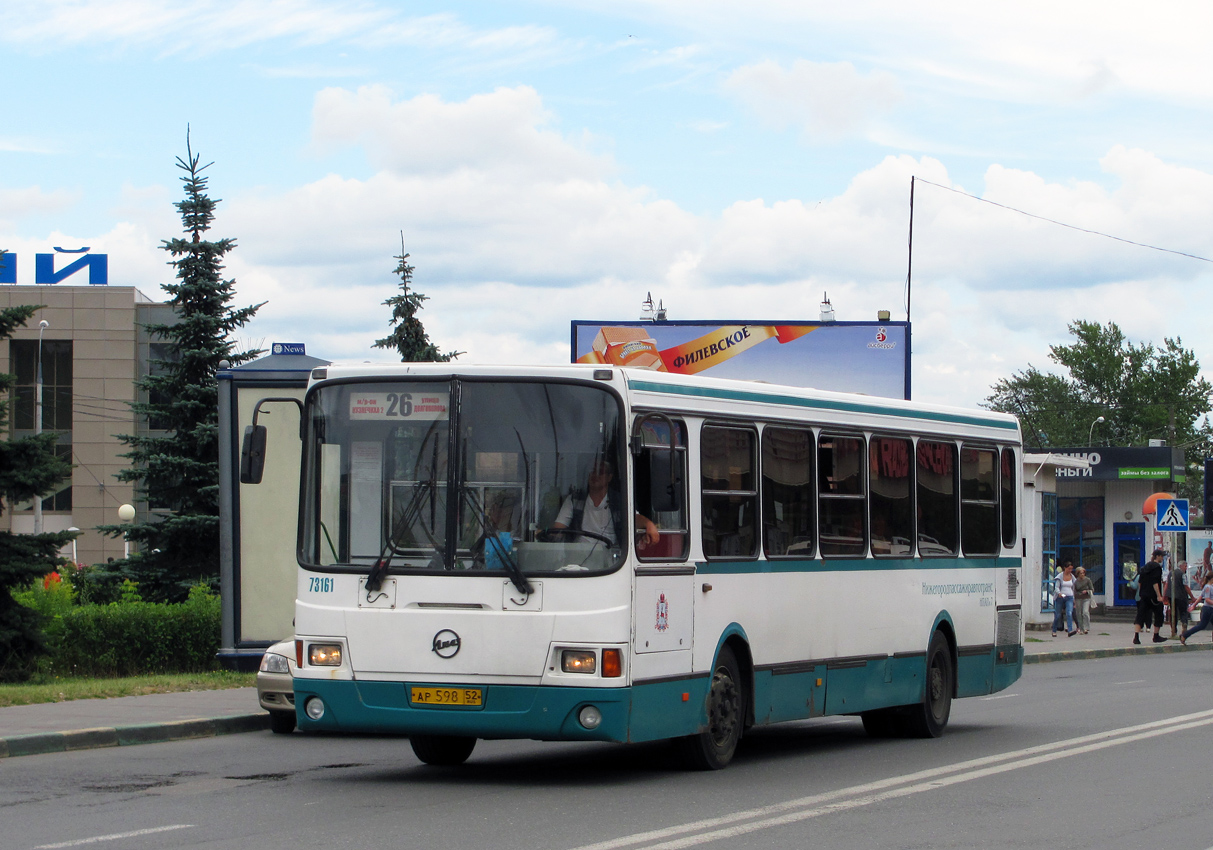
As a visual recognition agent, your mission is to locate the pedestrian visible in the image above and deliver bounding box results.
[1052,560,1077,637]
[1133,549,1168,645]
[1165,559,1194,638]
[1073,566,1094,634]
[1180,579,1213,645]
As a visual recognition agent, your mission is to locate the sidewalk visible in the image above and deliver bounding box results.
[3,633,1211,759]
[1023,621,1213,663]
[0,687,268,759]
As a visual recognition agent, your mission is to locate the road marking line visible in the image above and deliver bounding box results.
[569,708,1213,850]
[32,824,195,849]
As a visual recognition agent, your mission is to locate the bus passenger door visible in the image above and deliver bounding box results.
[631,414,693,668]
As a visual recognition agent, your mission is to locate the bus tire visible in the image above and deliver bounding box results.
[903,630,953,738]
[676,645,744,770]
[269,710,297,734]
[410,734,477,766]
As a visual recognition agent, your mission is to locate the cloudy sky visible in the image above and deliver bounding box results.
[2,0,1211,408]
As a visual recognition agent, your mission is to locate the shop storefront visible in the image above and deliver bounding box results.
[1043,446,1184,615]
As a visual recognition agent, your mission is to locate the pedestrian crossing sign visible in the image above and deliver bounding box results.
[1156,498,1189,531]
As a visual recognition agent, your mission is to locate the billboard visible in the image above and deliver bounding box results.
[571,320,910,399]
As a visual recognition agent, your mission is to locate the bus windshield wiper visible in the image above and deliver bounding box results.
[463,487,532,596]
[366,479,439,594]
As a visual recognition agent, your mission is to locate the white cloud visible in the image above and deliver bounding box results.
[0,187,80,228]
[12,80,1210,412]
[310,85,610,180]
[0,1,558,57]
[724,59,902,141]
[228,89,1213,407]
[570,1,1213,104]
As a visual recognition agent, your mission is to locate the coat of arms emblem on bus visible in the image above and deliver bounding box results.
[655,593,669,632]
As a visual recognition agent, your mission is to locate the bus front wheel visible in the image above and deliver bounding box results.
[676,645,744,770]
[410,734,477,766]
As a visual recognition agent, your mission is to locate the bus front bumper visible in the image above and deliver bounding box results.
[293,678,635,743]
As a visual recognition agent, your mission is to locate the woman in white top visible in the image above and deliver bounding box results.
[1052,561,1077,637]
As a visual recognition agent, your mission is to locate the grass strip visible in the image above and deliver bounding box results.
[0,671,255,707]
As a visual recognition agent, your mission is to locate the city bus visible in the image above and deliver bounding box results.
[240,363,1024,769]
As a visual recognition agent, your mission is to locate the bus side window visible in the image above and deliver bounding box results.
[961,446,998,555]
[916,440,957,557]
[1001,447,1017,548]
[635,418,688,561]
[763,426,814,558]
[701,426,758,559]
[870,436,913,557]
[818,434,866,557]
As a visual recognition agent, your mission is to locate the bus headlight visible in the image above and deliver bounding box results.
[561,650,596,673]
[309,644,342,666]
[305,697,326,721]
[578,705,602,730]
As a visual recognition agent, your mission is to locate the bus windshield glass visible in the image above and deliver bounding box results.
[301,379,626,576]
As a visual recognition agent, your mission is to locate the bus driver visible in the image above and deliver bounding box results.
[553,459,659,548]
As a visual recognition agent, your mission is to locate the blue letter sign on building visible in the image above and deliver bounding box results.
[34,247,108,285]
[0,252,14,284]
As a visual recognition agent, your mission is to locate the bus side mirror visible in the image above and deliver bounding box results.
[240,424,268,484]
[648,449,680,513]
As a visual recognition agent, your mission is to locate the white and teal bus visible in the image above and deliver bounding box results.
[241,363,1023,769]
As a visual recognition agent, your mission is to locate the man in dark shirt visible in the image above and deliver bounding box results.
[1134,549,1168,645]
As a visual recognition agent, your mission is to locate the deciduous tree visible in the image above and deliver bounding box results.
[986,319,1213,505]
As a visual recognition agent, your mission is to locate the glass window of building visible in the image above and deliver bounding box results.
[9,339,72,511]
[1058,497,1104,594]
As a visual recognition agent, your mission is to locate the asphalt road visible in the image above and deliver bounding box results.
[3,653,1212,850]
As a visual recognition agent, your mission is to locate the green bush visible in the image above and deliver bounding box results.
[12,570,77,620]
[42,585,220,678]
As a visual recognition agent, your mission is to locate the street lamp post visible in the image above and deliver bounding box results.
[67,526,79,565]
[34,319,47,535]
[1088,415,1105,446]
[118,504,136,558]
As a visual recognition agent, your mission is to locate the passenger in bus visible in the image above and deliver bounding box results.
[553,460,659,548]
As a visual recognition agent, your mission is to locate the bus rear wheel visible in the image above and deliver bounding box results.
[410,734,477,766]
[861,631,953,739]
[676,645,744,770]
[904,630,953,738]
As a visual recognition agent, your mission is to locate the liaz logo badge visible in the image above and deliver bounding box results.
[431,629,461,658]
[655,593,669,632]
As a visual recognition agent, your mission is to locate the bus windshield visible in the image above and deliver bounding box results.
[300,379,626,576]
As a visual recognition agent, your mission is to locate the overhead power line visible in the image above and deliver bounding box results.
[915,177,1213,264]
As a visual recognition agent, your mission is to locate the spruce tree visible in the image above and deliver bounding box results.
[372,237,460,361]
[0,292,74,681]
[103,137,263,602]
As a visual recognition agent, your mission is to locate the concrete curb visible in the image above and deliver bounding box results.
[0,712,271,759]
[1025,640,1213,664]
